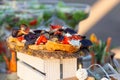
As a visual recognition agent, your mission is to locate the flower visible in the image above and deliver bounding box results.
[89,33,112,64]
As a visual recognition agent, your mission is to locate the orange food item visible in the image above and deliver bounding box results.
[61,36,70,44]
[50,24,62,30]
[9,50,17,72]
[35,35,47,45]
[45,40,78,53]
[17,36,24,42]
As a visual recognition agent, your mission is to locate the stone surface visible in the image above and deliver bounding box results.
[0,72,18,80]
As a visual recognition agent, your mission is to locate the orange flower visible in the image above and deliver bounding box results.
[90,33,99,44]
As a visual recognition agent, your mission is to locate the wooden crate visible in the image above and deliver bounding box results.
[17,52,77,80]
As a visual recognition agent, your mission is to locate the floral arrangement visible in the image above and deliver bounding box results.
[89,33,112,64]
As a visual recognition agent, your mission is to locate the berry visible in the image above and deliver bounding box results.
[65,28,77,34]
[80,39,92,47]
[12,29,19,37]
[24,32,38,41]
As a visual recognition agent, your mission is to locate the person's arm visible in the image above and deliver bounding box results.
[78,0,120,35]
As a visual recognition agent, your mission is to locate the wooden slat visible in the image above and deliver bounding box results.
[17,61,45,80]
[17,52,60,80]
[45,59,60,80]
[63,58,77,78]
[17,52,45,73]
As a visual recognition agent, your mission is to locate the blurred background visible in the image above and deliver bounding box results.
[0,0,120,79]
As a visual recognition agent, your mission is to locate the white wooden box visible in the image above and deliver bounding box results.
[17,52,77,80]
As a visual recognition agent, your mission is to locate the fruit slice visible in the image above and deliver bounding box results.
[61,36,70,44]
[50,24,62,30]
[17,36,24,42]
[35,35,47,45]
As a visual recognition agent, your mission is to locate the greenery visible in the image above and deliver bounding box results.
[90,33,112,64]
[1,12,43,29]
[56,2,89,28]
[0,1,89,29]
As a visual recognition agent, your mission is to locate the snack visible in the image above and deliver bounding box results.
[7,24,92,58]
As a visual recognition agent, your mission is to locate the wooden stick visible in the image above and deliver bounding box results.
[9,50,17,72]
[106,37,112,52]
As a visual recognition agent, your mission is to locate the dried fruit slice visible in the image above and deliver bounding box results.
[17,36,24,42]
[35,35,47,45]
[45,40,78,53]
[61,36,70,44]
[50,24,62,30]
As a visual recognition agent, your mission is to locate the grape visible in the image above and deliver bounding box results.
[33,30,42,34]
[12,28,24,37]
[80,39,92,47]
[12,29,19,37]
[81,36,86,39]
[65,28,77,34]
[24,38,36,49]
[33,30,42,37]
[57,35,64,41]
[24,32,38,41]
[58,28,67,34]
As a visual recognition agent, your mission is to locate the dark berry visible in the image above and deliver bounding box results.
[65,28,77,34]
[80,39,92,47]
[24,32,38,41]
[12,29,19,37]
[24,39,36,49]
